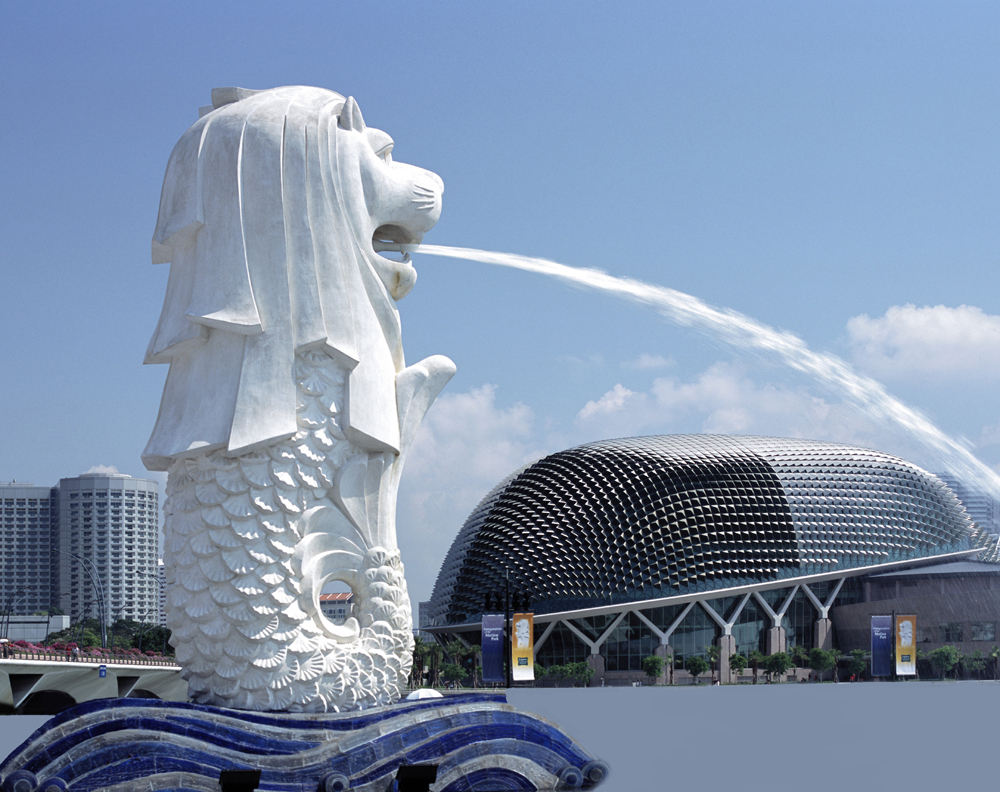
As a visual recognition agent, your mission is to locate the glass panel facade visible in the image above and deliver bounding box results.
[639,603,688,632]
[782,589,817,652]
[535,621,590,667]
[601,612,657,672]
[568,614,617,643]
[939,622,964,642]
[759,587,794,611]
[832,577,864,607]
[733,597,768,657]
[670,604,719,667]
[705,595,742,621]
[971,622,996,642]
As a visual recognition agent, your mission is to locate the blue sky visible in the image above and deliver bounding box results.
[3,3,1000,601]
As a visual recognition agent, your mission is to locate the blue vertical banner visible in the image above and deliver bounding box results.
[871,615,892,677]
[481,614,505,683]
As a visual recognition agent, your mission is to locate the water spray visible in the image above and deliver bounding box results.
[412,243,1000,500]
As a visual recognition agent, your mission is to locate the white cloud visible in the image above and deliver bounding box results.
[623,353,673,370]
[578,383,637,420]
[396,385,562,603]
[847,304,1000,380]
[83,464,120,475]
[574,361,909,452]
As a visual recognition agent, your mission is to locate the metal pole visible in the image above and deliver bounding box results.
[1,591,16,640]
[56,551,107,649]
[4,589,27,640]
[505,569,511,690]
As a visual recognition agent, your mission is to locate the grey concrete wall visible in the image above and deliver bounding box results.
[509,681,1000,792]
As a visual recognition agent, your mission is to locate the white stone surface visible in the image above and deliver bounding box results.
[144,86,454,711]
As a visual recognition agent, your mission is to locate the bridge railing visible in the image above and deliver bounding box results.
[0,650,179,667]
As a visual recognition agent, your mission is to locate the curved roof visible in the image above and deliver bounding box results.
[428,435,995,625]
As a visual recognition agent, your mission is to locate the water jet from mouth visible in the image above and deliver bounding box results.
[417,243,1000,500]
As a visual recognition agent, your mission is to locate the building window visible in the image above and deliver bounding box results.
[601,611,657,672]
[535,621,590,667]
[939,623,964,642]
[971,622,996,642]
[671,605,719,668]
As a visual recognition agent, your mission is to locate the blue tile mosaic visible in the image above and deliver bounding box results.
[0,694,605,792]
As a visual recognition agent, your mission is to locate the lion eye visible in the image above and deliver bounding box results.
[365,128,394,163]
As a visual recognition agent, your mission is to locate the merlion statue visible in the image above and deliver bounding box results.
[143,86,455,712]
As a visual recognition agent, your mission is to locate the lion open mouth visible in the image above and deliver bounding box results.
[372,225,421,258]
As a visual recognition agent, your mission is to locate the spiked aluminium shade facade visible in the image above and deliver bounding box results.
[425,436,998,683]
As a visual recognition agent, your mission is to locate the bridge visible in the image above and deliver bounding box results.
[0,655,186,714]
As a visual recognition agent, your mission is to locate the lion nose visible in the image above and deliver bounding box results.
[423,170,444,195]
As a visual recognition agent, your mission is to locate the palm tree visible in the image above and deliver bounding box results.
[706,644,720,684]
[469,644,482,689]
[411,636,429,688]
[426,641,444,688]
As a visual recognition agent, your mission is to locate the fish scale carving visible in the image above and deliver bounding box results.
[163,350,413,712]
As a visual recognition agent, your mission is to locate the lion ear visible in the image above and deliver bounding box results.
[338,96,366,133]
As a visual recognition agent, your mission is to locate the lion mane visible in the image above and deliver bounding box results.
[144,86,453,712]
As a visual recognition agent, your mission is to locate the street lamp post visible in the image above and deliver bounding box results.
[136,608,158,654]
[108,604,129,654]
[133,569,167,654]
[2,589,27,640]
[55,551,107,649]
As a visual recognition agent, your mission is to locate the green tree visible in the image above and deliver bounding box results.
[790,645,809,668]
[685,655,710,684]
[729,653,748,682]
[534,663,548,680]
[764,652,793,683]
[965,650,986,680]
[410,635,429,687]
[847,649,867,680]
[445,639,467,666]
[425,641,444,688]
[929,645,960,680]
[706,644,721,684]
[748,650,765,685]
[468,644,482,689]
[808,647,837,680]
[547,664,568,686]
[568,661,594,687]
[641,655,664,684]
[990,645,1000,680]
[440,662,466,687]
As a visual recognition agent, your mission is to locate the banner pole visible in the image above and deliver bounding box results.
[505,569,511,690]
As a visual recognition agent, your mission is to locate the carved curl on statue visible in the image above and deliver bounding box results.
[143,86,455,712]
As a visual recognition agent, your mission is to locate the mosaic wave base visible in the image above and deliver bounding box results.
[0,694,608,792]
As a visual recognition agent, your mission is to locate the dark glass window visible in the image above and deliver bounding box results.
[759,587,794,611]
[535,621,589,667]
[733,597,768,657]
[971,622,995,641]
[831,577,864,607]
[640,603,688,632]
[568,614,617,643]
[670,605,718,667]
[705,595,742,621]
[601,612,657,672]
[782,589,817,652]
[939,622,963,642]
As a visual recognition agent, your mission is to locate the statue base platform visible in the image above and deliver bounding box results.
[0,693,608,792]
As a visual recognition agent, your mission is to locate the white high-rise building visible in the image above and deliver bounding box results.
[0,483,56,616]
[938,474,1000,540]
[55,473,160,625]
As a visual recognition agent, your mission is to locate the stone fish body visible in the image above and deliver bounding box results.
[144,86,454,711]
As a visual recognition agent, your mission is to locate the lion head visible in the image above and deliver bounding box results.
[143,86,443,471]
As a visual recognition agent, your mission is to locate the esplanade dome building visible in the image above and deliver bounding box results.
[424,435,1000,683]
